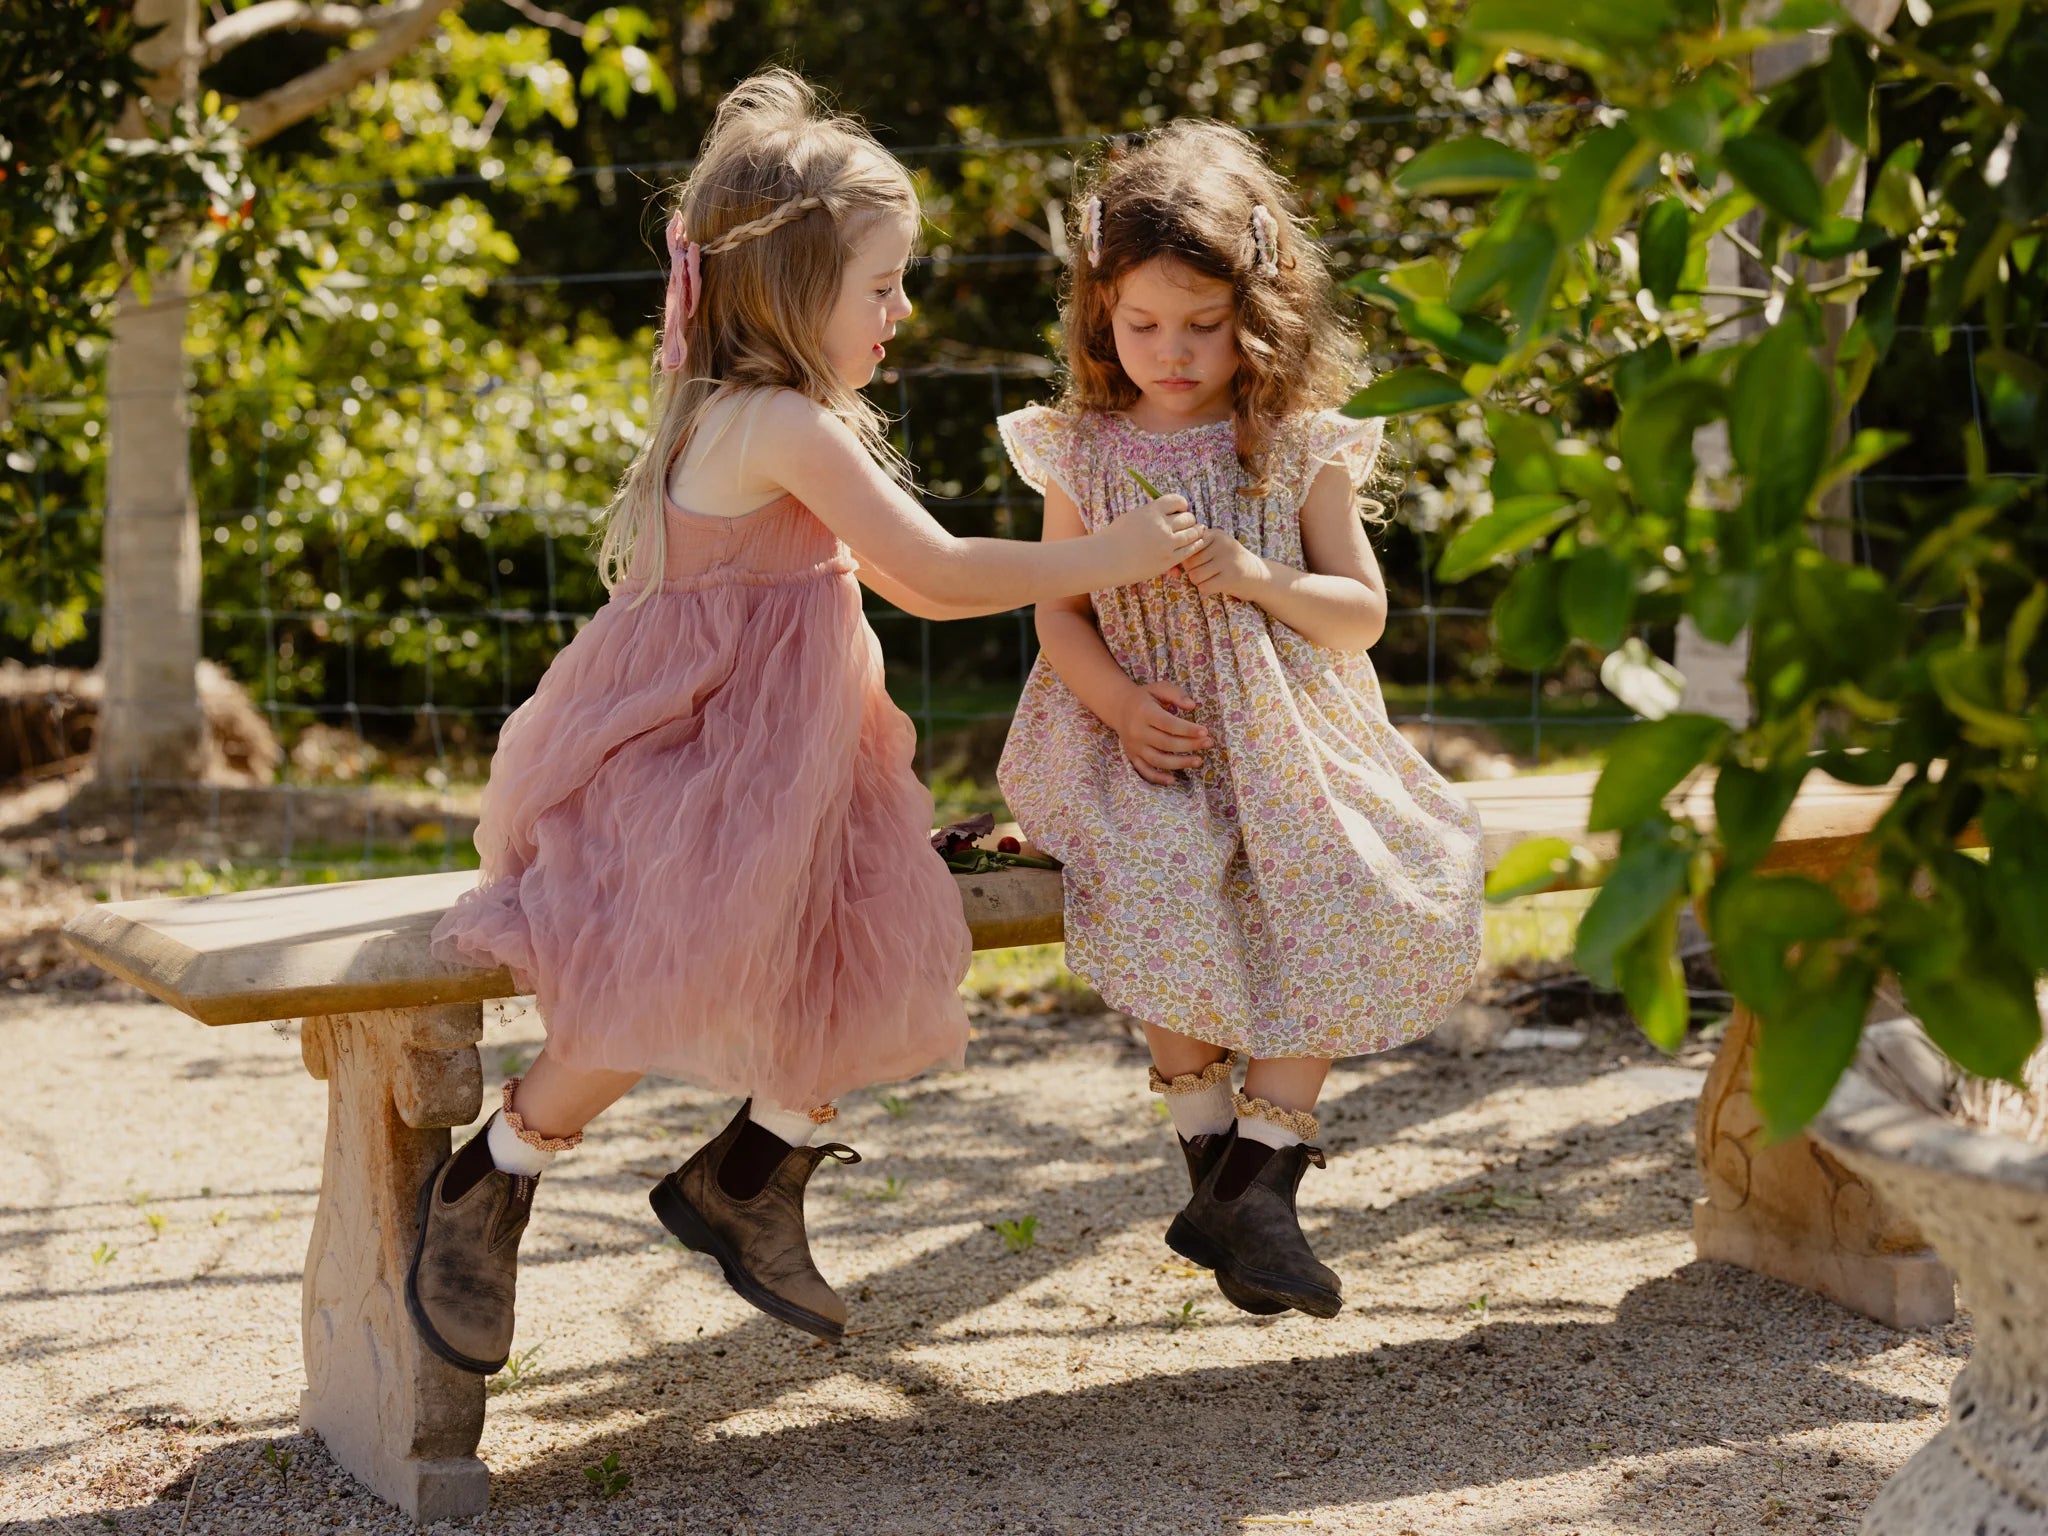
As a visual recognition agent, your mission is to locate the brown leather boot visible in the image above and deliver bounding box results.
[1168,1126,1343,1318]
[405,1119,537,1373]
[649,1101,859,1341]
[1176,1134,1286,1316]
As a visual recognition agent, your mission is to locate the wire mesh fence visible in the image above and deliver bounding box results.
[0,108,1969,918]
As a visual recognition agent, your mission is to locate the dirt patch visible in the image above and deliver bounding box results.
[0,994,1962,1535]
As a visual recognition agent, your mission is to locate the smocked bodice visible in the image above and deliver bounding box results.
[619,492,855,596]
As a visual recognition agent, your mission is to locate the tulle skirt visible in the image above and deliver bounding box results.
[431,569,972,1108]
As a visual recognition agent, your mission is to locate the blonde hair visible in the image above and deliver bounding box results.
[1058,121,1362,485]
[598,70,919,595]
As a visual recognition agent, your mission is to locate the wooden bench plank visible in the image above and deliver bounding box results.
[63,769,1911,1028]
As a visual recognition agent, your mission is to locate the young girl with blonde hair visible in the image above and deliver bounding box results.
[998,122,1483,1317]
[409,70,1200,1364]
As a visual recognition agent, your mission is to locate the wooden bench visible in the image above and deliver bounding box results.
[61,769,1940,1520]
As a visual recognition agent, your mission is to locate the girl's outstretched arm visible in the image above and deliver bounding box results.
[1179,460,1388,652]
[760,391,1200,615]
[1032,481,1213,787]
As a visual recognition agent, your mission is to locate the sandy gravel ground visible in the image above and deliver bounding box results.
[0,991,1966,1535]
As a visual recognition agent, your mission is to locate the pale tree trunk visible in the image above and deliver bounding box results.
[92,0,468,784]
[96,0,205,784]
[1678,0,1903,725]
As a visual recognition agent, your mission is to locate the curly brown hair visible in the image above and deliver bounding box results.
[1057,121,1364,486]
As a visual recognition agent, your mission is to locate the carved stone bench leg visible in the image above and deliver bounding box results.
[299,1004,490,1520]
[1693,1006,1955,1329]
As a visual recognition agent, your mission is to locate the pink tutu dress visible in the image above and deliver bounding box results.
[432,491,972,1109]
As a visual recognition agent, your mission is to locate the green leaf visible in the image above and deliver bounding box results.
[1559,545,1635,651]
[1687,569,1757,645]
[1575,834,1692,989]
[1499,216,1563,342]
[1822,34,1875,155]
[1641,92,1716,157]
[1929,646,2034,747]
[1550,125,1641,246]
[1722,132,1825,228]
[1464,0,1672,72]
[1638,198,1691,305]
[2004,581,2047,712]
[1381,257,1451,302]
[1985,800,2048,971]
[1901,963,2045,1085]
[1710,872,1847,1016]
[1611,338,1675,406]
[1486,836,1579,901]
[1396,137,1541,196]
[1753,951,1876,1141]
[1446,208,1531,310]
[1616,898,1690,1052]
[1403,300,1511,365]
[1600,637,1685,719]
[1730,324,1829,538]
[1342,368,1470,418]
[1618,375,1724,520]
[1492,561,1568,671]
[1437,494,1578,583]
[1589,714,1730,832]
[1797,217,1890,260]
[1714,761,1806,868]
[1486,410,1560,497]
[1866,142,1927,235]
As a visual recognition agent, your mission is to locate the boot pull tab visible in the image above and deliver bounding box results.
[816,1143,862,1166]
[1302,1146,1327,1170]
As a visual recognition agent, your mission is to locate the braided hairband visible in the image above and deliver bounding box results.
[1076,195,1282,280]
[661,193,827,373]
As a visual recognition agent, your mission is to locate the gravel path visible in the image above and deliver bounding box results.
[0,991,1966,1534]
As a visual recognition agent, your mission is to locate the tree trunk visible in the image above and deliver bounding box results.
[96,0,205,784]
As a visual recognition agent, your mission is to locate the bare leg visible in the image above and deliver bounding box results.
[1144,1020,1229,1078]
[508,1048,641,1140]
[1240,1056,1331,1122]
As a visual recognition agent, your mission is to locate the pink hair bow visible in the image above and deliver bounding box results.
[661,209,702,373]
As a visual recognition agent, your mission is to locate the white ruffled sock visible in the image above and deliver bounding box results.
[1236,1113,1304,1151]
[487,1112,557,1176]
[748,1101,819,1147]
[1150,1057,1236,1140]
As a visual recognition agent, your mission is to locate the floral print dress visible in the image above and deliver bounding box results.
[996,406,1484,1059]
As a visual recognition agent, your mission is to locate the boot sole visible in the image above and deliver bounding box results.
[650,1177,845,1342]
[403,1159,513,1376]
[1164,1215,1288,1316]
[1166,1213,1342,1319]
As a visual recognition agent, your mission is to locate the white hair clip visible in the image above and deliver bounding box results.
[1250,204,1280,278]
[1079,195,1104,267]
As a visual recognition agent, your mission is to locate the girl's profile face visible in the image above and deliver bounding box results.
[824,215,915,388]
[1109,257,1239,427]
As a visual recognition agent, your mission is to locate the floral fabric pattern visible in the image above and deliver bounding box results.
[996,406,1484,1059]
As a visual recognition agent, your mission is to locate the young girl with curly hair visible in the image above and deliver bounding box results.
[997,122,1484,1317]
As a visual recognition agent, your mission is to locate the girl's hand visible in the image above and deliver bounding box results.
[1093,495,1202,587]
[1181,527,1268,600]
[1114,680,1212,786]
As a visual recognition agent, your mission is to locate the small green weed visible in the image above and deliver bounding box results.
[994,1215,1039,1253]
[583,1451,631,1499]
[874,1174,908,1202]
[209,1209,229,1227]
[488,1343,543,1396]
[1166,1298,1204,1330]
[88,1242,117,1270]
[144,1211,168,1239]
[1150,1100,1172,1122]
[1467,1293,1490,1315]
[879,1094,913,1119]
[259,1442,292,1493]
